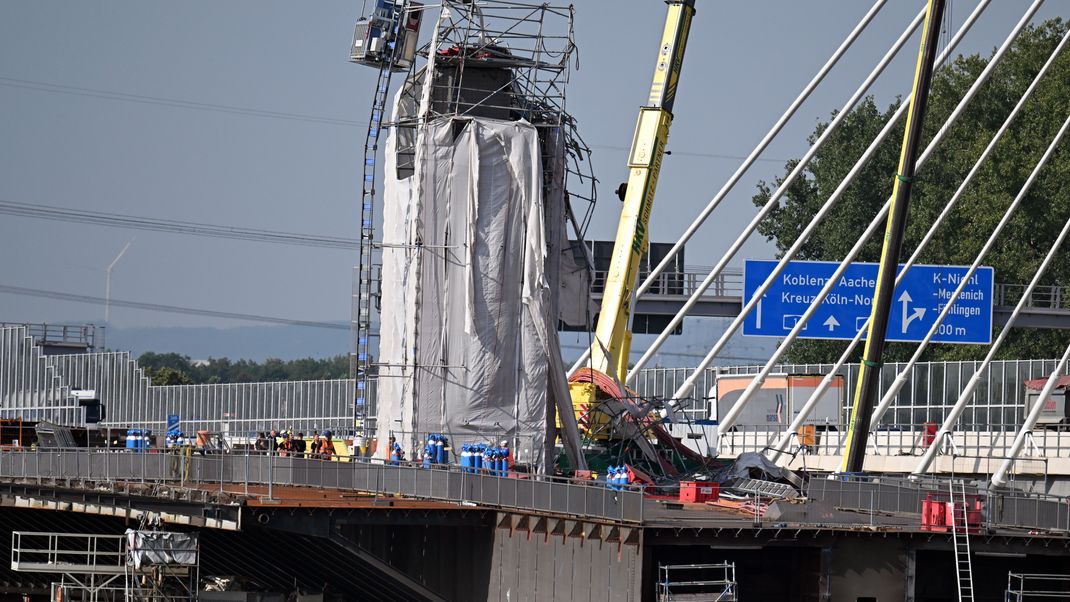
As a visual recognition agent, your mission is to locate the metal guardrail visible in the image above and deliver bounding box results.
[803,475,1070,534]
[0,323,97,349]
[3,449,1068,534]
[0,448,645,524]
[708,422,1070,460]
[639,358,1068,428]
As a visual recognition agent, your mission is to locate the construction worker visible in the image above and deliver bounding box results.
[321,431,335,460]
[294,432,307,457]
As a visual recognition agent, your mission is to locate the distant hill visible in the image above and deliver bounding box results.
[105,324,349,361]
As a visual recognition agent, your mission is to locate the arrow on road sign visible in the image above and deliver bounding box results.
[742,260,993,344]
[898,291,926,333]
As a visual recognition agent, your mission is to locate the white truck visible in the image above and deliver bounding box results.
[1024,376,1070,425]
[710,373,845,429]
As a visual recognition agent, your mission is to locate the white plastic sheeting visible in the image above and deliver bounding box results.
[125,530,198,569]
[376,114,577,472]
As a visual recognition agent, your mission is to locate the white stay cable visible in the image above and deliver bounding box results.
[625,0,990,382]
[718,0,1041,434]
[566,0,900,376]
[765,21,1070,462]
[914,214,1070,477]
[870,111,1070,428]
[665,0,1001,402]
[992,340,1070,487]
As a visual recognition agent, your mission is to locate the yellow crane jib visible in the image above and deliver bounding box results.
[571,0,694,435]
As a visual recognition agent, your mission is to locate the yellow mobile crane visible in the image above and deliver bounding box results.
[569,0,695,444]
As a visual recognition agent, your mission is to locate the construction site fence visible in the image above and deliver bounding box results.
[0,448,645,524]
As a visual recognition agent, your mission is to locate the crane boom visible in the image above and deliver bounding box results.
[588,0,695,379]
[565,2,695,461]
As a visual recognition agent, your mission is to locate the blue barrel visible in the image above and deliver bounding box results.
[126,429,139,451]
[422,443,433,469]
[483,447,494,473]
[460,444,470,472]
[436,436,447,464]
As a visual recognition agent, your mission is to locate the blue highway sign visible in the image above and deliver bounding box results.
[742,260,994,344]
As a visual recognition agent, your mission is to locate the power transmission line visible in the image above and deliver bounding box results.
[0,284,350,331]
[1,284,751,360]
[0,199,359,250]
[0,75,769,163]
[0,76,363,127]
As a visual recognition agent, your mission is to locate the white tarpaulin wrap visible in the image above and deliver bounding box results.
[376,112,575,472]
[125,530,198,570]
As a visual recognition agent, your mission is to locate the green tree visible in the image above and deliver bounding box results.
[149,366,194,386]
[137,352,193,376]
[752,19,1070,363]
[136,352,352,384]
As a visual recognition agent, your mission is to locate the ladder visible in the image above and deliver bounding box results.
[949,480,975,602]
[351,2,410,432]
[732,478,799,500]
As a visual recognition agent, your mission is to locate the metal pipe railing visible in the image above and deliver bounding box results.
[0,447,645,524]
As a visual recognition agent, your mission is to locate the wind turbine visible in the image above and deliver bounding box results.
[105,238,135,324]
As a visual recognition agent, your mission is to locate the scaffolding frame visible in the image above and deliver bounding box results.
[355,0,597,444]
[10,531,199,602]
[657,562,738,602]
[1006,572,1070,600]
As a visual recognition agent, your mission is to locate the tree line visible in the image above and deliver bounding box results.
[137,352,350,386]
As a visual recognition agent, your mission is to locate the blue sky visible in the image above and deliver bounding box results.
[1,1,1063,360]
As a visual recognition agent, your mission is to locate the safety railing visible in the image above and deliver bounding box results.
[591,266,743,298]
[590,269,1070,310]
[803,474,1070,534]
[0,448,645,524]
[710,423,1070,460]
[634,358,1068,427]
[994,284,1070,311]
[11,531,126,574]
[0,322,97,349]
